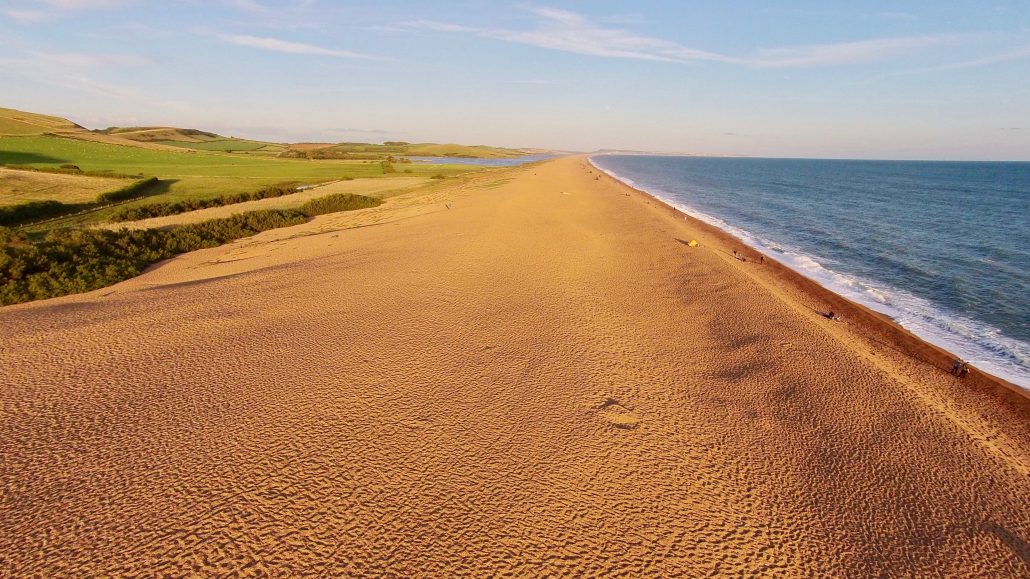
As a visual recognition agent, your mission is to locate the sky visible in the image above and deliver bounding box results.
[1,1,1029,160]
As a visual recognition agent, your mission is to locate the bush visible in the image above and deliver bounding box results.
[110,182,298,222]
[0,190,385,305]
[0,209,309,306]
[299,193,382,217]
[96,177,160,203]
[0,200,71,227]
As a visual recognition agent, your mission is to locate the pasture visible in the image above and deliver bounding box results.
[0,135,476,231]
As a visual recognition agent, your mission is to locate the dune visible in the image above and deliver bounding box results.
[1,156,1028,576]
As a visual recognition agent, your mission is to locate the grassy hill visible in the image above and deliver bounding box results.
[97,126,224,142]
[0,107,85,136]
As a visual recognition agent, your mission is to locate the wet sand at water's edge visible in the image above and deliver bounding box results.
[1,156,1028,575]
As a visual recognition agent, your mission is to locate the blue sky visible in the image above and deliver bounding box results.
[2,1,1029,160]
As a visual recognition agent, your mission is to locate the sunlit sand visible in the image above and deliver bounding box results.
[2,157,1028,575]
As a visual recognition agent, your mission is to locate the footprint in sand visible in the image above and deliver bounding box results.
[597,398,640,430]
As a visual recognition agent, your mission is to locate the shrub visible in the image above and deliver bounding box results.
[0,209,309,306]
[110,182,298,222]
[0,200,72,227]
[96,177,160,203]
[299,193,382,217]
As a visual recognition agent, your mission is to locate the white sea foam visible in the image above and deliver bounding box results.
[589,156,1030,389]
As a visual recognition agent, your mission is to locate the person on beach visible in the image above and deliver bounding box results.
[825,309,837,321]
[959,363,970,378]
[951,359,963,375]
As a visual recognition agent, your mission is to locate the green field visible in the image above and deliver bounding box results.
[0,135,468,178]
[0,135,478,230]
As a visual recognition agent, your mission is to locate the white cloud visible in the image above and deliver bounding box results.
[217,34,385,59]
[405,7,962,69]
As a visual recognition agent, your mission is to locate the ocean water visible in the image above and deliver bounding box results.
[590,155,1030,389]
[409,154,555,167]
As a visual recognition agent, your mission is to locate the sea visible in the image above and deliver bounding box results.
[590,155,1030,389]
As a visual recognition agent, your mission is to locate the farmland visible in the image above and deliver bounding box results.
[0,168,132,206]
[0,134,477,229]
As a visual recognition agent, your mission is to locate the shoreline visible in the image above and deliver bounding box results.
[3,155,1029,574]
[587,155,1030,405]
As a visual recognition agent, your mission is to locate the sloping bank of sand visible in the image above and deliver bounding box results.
[1,156,1028,575]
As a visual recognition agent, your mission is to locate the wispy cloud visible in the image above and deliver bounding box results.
[1,50,154,101]
[217,34,385,60]
[4,0,130,23]
[404,7,961,69]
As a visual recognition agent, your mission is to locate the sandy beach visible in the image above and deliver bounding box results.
[1,156,1028,575]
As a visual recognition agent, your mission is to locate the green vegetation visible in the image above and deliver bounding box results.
[0,108,518,306]
[0,177,161,227]
[0,135,475,182]
[111,182,299,221]
[96,177,160,203]
[0,212,307,305]
[298,193,383,216]
[0,201,67,227]
[0,134,475,230]
[0,190,383,305]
